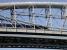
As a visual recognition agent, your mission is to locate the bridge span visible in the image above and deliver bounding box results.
[0,2,67,48]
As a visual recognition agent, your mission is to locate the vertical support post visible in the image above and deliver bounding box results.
[45,8,49,29]
[49,6,52,16]
[10,9,14,28]
[45,8,49,18]
[32,6,35,30]
[61,8,62,19]
[29,8,32,26]
[46,8,49,27]
[14,4,16,29]
[10,4,17,31]
[10,4,16,29]
[49,5,52,30]
[64,6,67,18]
[60,6,67,34]
[47,5,52,30]
[60,7,64,34]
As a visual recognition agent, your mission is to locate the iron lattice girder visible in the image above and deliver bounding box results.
[0,2,66,32]
[0,36,67,49]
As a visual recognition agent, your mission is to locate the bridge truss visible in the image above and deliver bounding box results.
[0,2,67,34]
[0,2,67,48]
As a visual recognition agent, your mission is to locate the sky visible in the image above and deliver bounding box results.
[0,0,67,2]
[0,0,66,50]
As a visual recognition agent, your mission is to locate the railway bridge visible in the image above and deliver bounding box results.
[0,2,67,49]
